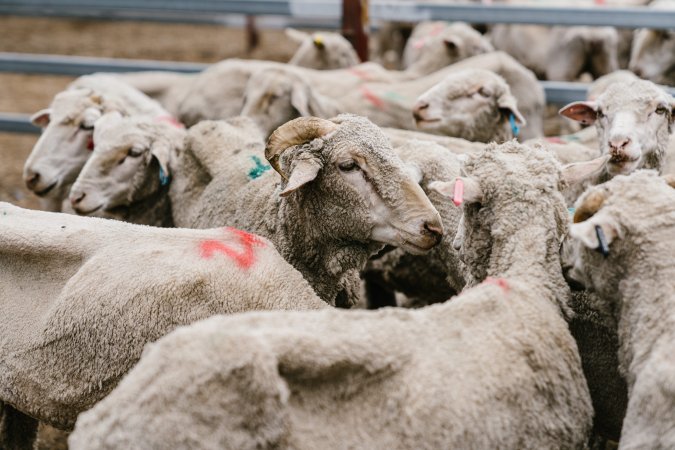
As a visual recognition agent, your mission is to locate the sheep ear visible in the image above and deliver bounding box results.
[428,177,483,205]
[285,28,308,44]
[30,109,51,128]
[497,92,526,125]
[443,37,461,56]
[280,157,322,197]
[560,154,610,187]
[559,101,598,125]
[291,82,330,118]
[570,216,619,253]
[150,141,171,183]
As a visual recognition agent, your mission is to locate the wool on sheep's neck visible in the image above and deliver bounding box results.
[271,191,382,307]
[608,226,675,390]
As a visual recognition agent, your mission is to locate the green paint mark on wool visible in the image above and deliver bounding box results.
[382,91,407,103]
[248,155,271,180]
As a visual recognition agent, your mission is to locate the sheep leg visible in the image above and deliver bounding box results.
[0,402,38,450]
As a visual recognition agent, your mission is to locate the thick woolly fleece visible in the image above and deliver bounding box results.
[189,115,438,307]
[363,140,465,307]
[0,203,325,439]
[68,141,592,450]
[570,171,675,450]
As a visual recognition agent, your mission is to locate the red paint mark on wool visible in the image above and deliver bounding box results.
[484,277,510,293]
[360,86,386,110]
[199,227,265,269]
[86,136,94,151]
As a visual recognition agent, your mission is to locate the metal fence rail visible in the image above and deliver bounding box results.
[1,1,675,28]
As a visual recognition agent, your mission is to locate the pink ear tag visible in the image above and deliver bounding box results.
[453,178,464,206]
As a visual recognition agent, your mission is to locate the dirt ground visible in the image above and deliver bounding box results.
[0,15,299,210]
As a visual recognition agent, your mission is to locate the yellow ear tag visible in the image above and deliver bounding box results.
[313,35,324,48]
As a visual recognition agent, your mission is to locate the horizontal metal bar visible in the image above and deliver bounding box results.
[0,52,207,76]
[0,113,39,134]
[0,1,674,28]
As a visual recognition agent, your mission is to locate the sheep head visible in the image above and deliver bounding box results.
[68,113,184,219]
[241,68,339,137]
[287,28,360,70]
[412,69,525,144]
[559,80,675,177]
[266,114,444,255]
[23,88,106,201]
[629,27,675,86]
[567,170,675,296]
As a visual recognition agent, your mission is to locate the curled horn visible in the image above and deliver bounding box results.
[573,190,607,223]
[265,117,337,180]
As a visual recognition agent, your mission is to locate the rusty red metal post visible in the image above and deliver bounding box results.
[246,16,260,53]
[342,0,369,62]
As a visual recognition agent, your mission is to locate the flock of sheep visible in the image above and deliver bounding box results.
[1,2,675,449]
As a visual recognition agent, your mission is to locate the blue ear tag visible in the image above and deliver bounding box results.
[509,113,520,137]
[159,167,170,186]
[595,225,609,257]
[568,207,576,216]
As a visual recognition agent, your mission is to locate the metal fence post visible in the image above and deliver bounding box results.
[342,0,369,62]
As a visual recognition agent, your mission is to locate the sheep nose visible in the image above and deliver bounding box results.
[423,220,443,245]
[24,171,40,190]
[633,67,643,78]
[70,192,86,206]
[609,137,631,154]
[412,101,429,121]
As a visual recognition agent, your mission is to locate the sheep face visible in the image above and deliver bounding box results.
[560,80,675,177]
[68,114,180,219]
[23,89,103,200]
[567,171,675,301]
[269,115,443,255]
[241,69,335,138]
[287,29,360,70]
[629,29,675,85]
[412,69,525,143]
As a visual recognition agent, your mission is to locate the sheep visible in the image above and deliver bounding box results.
[0,201,327,449]
[285,28,360,70]
[559,79,675,182]
[629,0,675,86]
[567,170,675,450]
[68,114,444,308]
[401,21,494,75]
[362,140,465,309]
[22,74,170,212]
[67,140,594,450]
[412,69,526,143]
[489,24,619,81]
[240,54,542,140]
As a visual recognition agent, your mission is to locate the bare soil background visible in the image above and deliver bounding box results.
[0,15,299,209]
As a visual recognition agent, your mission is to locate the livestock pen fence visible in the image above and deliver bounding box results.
[1,0,674,133]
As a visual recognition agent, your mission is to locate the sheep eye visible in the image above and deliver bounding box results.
[338,160,359,172]
[79,123,94,131]
[596,109,605,119]
[655,106,668,115]
[127,148,143,158]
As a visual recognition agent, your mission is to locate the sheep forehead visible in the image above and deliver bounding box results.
[440,70,506,96]
[328,116,404,169]
[597,81,670,115]
[50,90,98,122]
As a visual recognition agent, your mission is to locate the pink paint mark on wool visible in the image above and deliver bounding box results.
[155,115,185,129]
[349,67,375,81]
[484,277,510,293]
[199,227,265,269]
[453,178,464,207]
[360,86,386,110]
[545,137,565,144]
